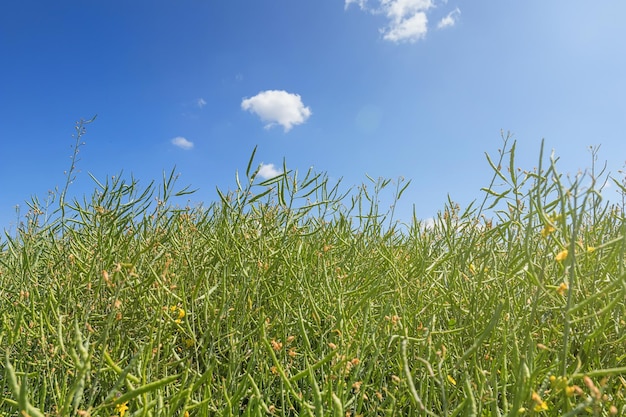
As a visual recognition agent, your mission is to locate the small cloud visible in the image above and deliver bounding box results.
[258,163,282,180]
[344,0,368,10]
[383,10,429,43]
[171,136,194,150]
[345,0,460,43]
[384,0,434,22]
[437,7,460,29]
[196,98,207,108]
[422,217,435,230]
[241,90,312,132]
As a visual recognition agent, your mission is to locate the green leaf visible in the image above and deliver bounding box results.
[246,146,258,178]
[112,374,181,406]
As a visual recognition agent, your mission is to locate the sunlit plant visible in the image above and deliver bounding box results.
[1,124,625,416]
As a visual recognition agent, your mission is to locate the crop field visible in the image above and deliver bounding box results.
[1,131,625,416]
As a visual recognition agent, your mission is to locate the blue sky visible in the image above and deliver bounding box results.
[2,1,626,232]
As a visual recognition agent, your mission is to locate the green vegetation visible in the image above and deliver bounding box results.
[1,122,625,416]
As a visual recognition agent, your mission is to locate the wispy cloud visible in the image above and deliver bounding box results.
[383,9,429,43]
[196,98,207,108]
[437,7,460,29]
[345,0,459,43]
[344,0,368,10]
[171,136,194,150]
[422,217,435,230]
[241,90,312,132]
[258,163,282,180]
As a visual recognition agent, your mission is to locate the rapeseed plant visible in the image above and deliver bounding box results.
[2,128,626,415]
[532,391,549,412]
[115,401,129,417]
[555,249,569,262]
[542,224,556,237]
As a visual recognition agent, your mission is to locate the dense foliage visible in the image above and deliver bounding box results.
[1,130,625,416]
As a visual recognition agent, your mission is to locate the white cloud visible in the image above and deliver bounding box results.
[383,9,429,42]
[345,0,368,10]
[258,163,282,180]
[345,0,459,43]
[196,98,207,108]
[437,7,460,29]
[383,0,433,22]
[171,136,194,150]
[241,90,312,132]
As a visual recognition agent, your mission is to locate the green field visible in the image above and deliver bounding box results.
[1,129,625,416]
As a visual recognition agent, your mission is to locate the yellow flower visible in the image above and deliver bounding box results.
[541,224,556,237]
[116,401,129,417]
[565,385,580,396]
[169,306,185,324]
[447,375,457,386]
[531,392,548,412]
[556,282,568,295]
[555,249,568,262]
[586,246,595,253]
